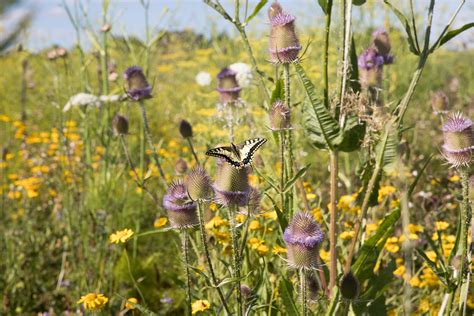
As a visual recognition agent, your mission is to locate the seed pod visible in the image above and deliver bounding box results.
[268,2,301,63]
[217,67,241,104]
[179,120,193,138]
[185,167,213,201]
[340,271,360,300]
[123,66,152,101]
[269,100,291,130]
[283,212,324,269]
[112,114,129,135]
[442,112,473,168]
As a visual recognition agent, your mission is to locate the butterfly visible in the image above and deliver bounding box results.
[206,138,267,169]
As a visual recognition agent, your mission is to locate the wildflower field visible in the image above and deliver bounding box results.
[1,0,474,315]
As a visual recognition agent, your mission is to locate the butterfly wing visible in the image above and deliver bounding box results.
[238,138,267,166]
[206,146,242,168]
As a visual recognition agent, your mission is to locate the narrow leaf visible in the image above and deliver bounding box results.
[383,1,419,55]
[279,278,299,316]
[317,0,329,14]
[270,78,284,104]
[439,22,474,47]
[245,0,268,24]
[283,164,310,193]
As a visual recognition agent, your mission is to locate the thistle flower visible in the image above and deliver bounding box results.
[123,66,152,101]
[283,212,324,269]
[268,2,301,63]
[214,159,250,207]
[217,67,241,104]
[112,114,129,135]
[269,100,291,130]
[340,271,360,300]
[358,47,384,89]
[431,91,449,115]
[371,28,393,64]
[186,167,213,201]
[179,120,193,138]
[442,112,474,168]
[163,182,198,228]
[174,158,188,175]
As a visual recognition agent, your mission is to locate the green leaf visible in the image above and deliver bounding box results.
[317,0,329,14]
[375,121,399,172]
[408,154,433,197]
[294,63,341,150]
[270,78,284,104]
[438,22,474,47]
[353,0,367,5]
[348,36,361,93]
[353,208,400,282]
[245,0,268,24]
[279,277,299,316]
[264,192,288,231]
[415,249,449,286]
[338,115,365,152]
[283,164,310,193]
[383,1,419,55]
[254,167,280,193]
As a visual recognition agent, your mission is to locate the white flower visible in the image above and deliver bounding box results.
[229,62,253,88]
[63,93,101,112]
[195,71,212,86]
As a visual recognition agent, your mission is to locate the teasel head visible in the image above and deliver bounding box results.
[179,119,193,138]
[441,112,474,168]
[371,28,393,64]
[112,114,129,135]
[431,91,449,115]
[268,2,301,64]
[340,271,360,300]
[283,212,324,269]
[269,100,291,130]
[217,67,241,104]
[174,158,188,175]
[163,181,198,228]
[245,186,262,214]
[123,66,152,101]
[358,47,384,89]
[185,167,213,201]
[213,159,250,207]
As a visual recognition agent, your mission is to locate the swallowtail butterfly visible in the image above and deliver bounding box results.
[206,138,267,169]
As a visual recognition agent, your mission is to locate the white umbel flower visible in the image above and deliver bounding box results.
[195,71,212,86]
[63,93,124,112]
[229,62,252,88]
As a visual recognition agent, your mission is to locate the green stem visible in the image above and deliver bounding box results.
[283,63,295,217]
[123,248,146,305]
[227,205,243,316]
[181,230,192,315]
[300,269,308,316]
[186,138,200,166]
[329,151,339,293]
[197,202,231,314]
[322,0,333,110]
[458,170,471,314]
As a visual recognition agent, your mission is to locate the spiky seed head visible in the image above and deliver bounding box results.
[214,159,250,206]
[283,212,324,269]
[123,66,152,101]
[268,3,301,64]
[179,119,193,138]
[340,271,360,300]
[217,67,241,104]
[163,182,198,228]
[174,158,188,175]
[186,167,213,201]
[112,114,129,135]
[371,28,392,59]
[240,284,252,299]
[431,91,449,114]
[442,112,473,168]
[246,186,262,214]
[269,100,291,130]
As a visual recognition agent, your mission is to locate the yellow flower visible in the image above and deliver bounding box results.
[154,217,168,228]
[205,216,228,229]
[320,249,330,263]
[434,221,449,231]
[409,276,421,288]
[393,265,405,277]
[378,185,396,202]
[77,293,109,311]
[339,231,355,241]
[408,224,424,234]
[125,297,138,309]
[272,245,287,255]
[365,223,378,236]
[109,229,134,244]
[418,299,430,312]
[311,207,323,223]
[257,244,269,255]
[384,237,400,253]
[236,214,247,223]
[449,175,460,182]
[249,220,261,231]
[192,300,210,314]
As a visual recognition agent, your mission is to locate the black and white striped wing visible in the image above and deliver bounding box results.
[205,146,242,168]
[238,138,267,166]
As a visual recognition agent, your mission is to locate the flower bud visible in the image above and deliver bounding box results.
[214,159,250,206]
[123,66,152,101]
[358,47,384,89]
[284,212,324,269]
[174,158,188,175]
[431,91,449,115]
[340,271,360,300]
[240,284,252,300]
[442,113,473,168]
[186,167,213,201]
[269,100,291,130]
[371,28,393,64]
[112,114,129,135]
[163,182,198,228]
[268,2,301,63]
[179,120,193,138]
[217,67,241,104]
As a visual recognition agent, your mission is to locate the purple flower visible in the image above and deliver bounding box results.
[163,182,198,228]
[371,27,393,64]
[217,67,241,104]
[213,159,250,207]
[284,212,324,269]
[358,47,384,71]
[442,112,473,168]
[268,2,301,64]
[123,66,152,101]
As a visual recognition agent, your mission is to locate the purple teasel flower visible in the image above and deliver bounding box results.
[442,112,474,168]
[371,27,394,65]
[213,159,250,207]
[123,66,152,101]
[358,47,385,89]
[217,67,242,104]
[284,212,324,269]
[163,181,198,228]
[268,2,302,64]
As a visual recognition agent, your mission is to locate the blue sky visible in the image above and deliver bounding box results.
[2,0,473,51]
